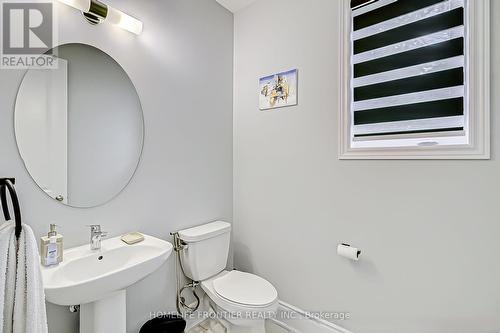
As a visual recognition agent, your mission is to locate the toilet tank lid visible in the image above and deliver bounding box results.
[178,221,231,243]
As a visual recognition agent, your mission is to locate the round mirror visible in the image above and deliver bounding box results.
[14,43,144,208]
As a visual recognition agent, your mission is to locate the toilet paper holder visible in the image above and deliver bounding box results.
[337,243,361,261]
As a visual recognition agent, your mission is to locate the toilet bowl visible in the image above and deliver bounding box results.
[177,221,278,333]
[202,270,278,329]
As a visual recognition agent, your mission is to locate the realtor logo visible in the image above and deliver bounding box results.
[1,1,57,69]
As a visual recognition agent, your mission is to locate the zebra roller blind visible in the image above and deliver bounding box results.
[350,0,466,139]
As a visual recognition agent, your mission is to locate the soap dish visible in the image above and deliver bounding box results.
[121,232,145,245]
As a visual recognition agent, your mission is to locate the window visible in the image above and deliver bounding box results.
[339,0,490,159]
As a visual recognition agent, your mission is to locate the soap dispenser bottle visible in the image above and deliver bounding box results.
[40,224,63,266]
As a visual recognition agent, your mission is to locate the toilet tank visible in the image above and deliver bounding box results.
[177,221,231,281]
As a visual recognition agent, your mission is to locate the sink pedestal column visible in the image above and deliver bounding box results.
[80,290,126,333]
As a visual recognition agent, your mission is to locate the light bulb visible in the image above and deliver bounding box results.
[106,6,143,35]
[55,0,90,12]
[55,0,143,35]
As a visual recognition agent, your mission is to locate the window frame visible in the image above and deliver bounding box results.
[339,0,490,160]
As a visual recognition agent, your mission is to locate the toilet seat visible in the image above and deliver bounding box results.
[212,271,278,307]
[200,270,279,328]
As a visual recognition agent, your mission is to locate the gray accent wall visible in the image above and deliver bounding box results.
[0,0,233,332]
[233,0,500,332]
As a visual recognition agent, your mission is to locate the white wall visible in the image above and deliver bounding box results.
[0,0,233,332]
[233,1,500,332]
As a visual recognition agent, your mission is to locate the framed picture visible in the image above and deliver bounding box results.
[259,69,298,110]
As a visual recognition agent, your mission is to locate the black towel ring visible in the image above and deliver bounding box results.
[0,178,22,239]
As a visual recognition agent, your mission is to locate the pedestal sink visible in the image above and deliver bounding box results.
[41,234,173,333]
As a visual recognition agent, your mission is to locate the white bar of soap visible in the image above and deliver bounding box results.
[121,232,145,245]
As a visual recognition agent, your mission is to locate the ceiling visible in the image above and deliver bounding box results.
[215,0,258,13]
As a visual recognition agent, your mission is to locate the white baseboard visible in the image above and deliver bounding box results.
[268,301,353,333]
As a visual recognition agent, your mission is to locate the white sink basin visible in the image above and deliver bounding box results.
[41,234,173,306]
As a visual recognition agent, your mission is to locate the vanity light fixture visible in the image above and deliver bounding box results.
[56,0,143,35]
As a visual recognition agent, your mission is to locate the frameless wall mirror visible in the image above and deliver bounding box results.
[14,43,144,208]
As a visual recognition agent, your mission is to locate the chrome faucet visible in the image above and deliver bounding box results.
[89,225,107,250]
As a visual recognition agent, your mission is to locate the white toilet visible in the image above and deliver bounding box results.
[178,221,278,333]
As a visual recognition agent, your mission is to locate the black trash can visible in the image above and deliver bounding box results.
[140,314,186,333]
